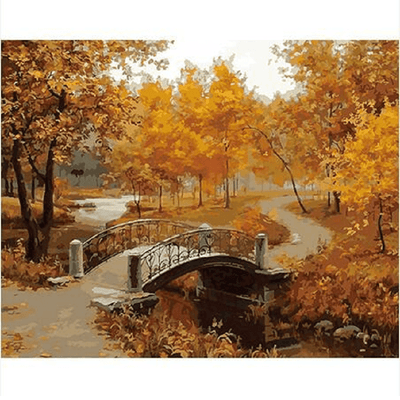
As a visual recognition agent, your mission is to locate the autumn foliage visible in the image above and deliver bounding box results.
[94,304,279,358]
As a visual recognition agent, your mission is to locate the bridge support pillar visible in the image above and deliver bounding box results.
[128,255,143,292]
[69,239,84,278]
[199,222,213,253]
[255,233,268,269]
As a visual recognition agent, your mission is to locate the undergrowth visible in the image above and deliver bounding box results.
[1,240,64,289]
[94,304,280,358]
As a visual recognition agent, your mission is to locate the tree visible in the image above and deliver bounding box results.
[333,102,399,253]
[175,66,221,207]
[272,40,399,213]
[1,40,171,261]
[202,60,250,209]
[246,96,310,213]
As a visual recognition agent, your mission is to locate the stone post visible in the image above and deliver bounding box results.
[69,239,84,278]
[255,233,267,269]
[128,255,143,292]
[198,222,212,254]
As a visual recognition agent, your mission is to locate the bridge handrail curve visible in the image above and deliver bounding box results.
[82,219,196,248]
[139,228,257,286]
[82,219,197,273]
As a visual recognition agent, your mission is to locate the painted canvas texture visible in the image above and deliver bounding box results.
[1,39,399,360]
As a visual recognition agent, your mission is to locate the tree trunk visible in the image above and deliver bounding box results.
[31,174,36,203]
[4,177,10,196]
[378,198,386,253]
[232,175,236,197]
[287,167,308,214]
[327,192,331,208]
[198,174,203,207]
[225,159,230,209]
[333,191,341,213]
[2,157,10,196]
[159,185,162,213]
[10,179,14,197]
[12,139,42,261]
[134,183,141,219]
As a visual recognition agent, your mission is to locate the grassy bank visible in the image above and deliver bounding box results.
[282,198,398,356]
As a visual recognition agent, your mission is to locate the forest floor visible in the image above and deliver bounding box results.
[1,191,328,358]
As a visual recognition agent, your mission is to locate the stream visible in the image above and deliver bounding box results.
[73,195,137,228]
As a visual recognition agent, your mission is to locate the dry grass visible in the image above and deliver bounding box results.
[1,197,74,228]
[94,303,280,358]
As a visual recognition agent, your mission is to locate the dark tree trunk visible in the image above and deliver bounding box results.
[328,191,331,208]
[10,179,14,197]
[4,177,10,196]
[159,185,163,213]
[198,174,203,207]
[12,139,42,261]
[2,157,11,196]
[287,168,308,214]
[378,198,386,253]
[225,160,230,209]
[333,191,341,213]
[31,174,36,203]
[133,183,141,219]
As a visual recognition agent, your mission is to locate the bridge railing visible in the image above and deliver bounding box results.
[81,219,196,273]
[139,228,257,286]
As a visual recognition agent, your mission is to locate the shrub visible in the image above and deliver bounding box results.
[1,240,64,289]
[94,304,279,358]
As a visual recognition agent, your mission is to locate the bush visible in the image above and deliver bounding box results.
[94,304,279,358]
[232,206,290,245]
[1,240,64,289]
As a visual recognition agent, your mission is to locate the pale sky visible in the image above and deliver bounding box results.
[113,40,297,100]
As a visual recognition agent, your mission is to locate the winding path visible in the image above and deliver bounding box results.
[1,195,332,357]
[259,195,333,268]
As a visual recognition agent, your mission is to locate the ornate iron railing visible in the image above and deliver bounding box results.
[139,228,256,286]
[82,219,196,273]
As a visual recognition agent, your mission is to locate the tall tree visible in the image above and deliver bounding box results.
[203,60,250,209]
[333,102,399,253]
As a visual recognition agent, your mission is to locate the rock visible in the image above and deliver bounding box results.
[82,202,96,208]
[92,287,126,298]
[131,294,159,313]
[370,344,379,349]
[371,333,381,343]
[47,276,72,286]
[291,233,301,244]
[333,325,361,341]
[356,332,370,345]
[91,297,124,313]
[314,320,334,333]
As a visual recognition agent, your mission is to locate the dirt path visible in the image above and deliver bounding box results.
[2,195,332,358]
[1,254,129,358]
[259,195,333,269]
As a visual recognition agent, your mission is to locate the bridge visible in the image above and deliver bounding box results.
[69,219,291,307]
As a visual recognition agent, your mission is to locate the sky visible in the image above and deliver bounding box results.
[120,39,297,100]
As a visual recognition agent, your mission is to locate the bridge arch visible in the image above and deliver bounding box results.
[126,227,269,294]
[142,254,258,293]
